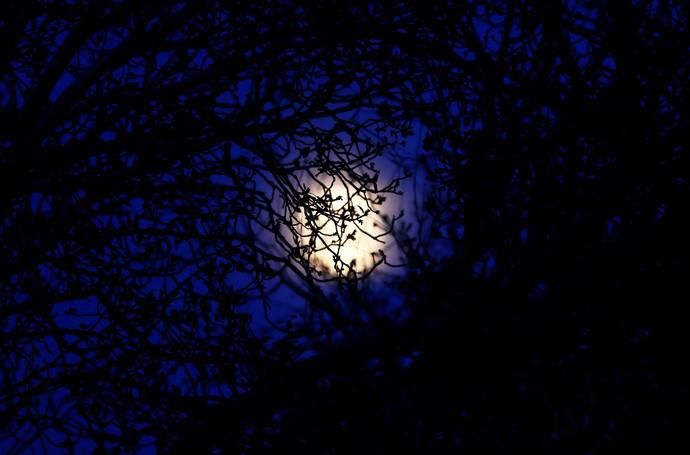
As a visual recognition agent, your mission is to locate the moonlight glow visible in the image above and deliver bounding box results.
[296,177,393,279]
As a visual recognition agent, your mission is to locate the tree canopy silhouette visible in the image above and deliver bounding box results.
[2,0,690,452]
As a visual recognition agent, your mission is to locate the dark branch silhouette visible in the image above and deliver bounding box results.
[2,0,690,452]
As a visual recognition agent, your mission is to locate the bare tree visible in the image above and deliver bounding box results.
[4,0,690,452]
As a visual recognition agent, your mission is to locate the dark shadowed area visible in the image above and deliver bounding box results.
[2,1,690,453]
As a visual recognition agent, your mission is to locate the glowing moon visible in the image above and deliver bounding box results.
[296,177,391,278]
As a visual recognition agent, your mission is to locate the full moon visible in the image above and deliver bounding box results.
[295,176,393,279]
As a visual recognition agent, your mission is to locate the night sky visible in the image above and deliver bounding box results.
[2,1,690,453]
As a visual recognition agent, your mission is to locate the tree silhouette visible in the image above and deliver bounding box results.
[3,0,690,453]
[1,1,407,451]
